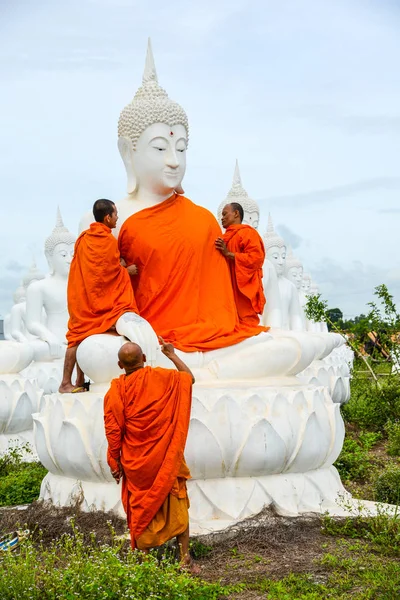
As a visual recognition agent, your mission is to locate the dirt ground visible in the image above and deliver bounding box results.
[0,503,341,587]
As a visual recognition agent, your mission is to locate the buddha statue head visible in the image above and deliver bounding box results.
[285,247,303,290]
[309,282,320,297]
[301,273,312,294]
[22,260,45,289]
[13,285,26,304]
[217,160,260,229]
[263,214,286,277]
[118,39,189,199]
[44,208,75,277]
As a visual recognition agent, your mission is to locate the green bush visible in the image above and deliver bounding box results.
[0,462,47,506]
[334,437,372,482]
[0,444,47,506]
[386,421,400,456]
[0,531,231,599]
[374,466,400,504]
[342,376,400,430]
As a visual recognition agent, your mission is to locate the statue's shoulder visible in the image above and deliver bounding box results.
[180,196,218,223]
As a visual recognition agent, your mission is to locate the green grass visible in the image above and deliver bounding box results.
[0,529,233,600]
[0,444,47,507]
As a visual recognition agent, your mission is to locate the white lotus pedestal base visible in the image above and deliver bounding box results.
[39,467,348,534]
[34,377,348,533]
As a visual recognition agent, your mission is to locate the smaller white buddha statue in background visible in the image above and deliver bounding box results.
[299,272,311,311]
[262,215,304,331]
[25,209,75,360]
[217,160,260,230]
[10,263,45,344]
[5,286,25,341]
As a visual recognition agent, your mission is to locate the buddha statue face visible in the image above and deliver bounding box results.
[301,277,311,293]
[121,123,187,197]
[267,245,286,277]
[244,210,259,229]
[48,242,74,278]
[286,266,303,289]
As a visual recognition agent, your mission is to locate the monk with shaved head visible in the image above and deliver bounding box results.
[215,202,266,326]
[104,336,199,572]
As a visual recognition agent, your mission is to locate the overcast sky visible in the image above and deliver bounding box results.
[1,0,399,319]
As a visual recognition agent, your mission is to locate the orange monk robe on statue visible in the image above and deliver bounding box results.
[67,222,138,348]
[118,194,267,352]
[222,224,266,327]
[104,367,193,549]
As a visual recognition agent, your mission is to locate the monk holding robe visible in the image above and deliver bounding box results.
[215,202,266,327]
[59,199,139,393]
[104,338,198,572]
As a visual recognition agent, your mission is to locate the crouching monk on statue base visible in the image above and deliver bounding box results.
[59,199,158,393]
[215,202,266,327]
[104,338,199,573]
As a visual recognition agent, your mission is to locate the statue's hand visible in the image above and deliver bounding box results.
[116,313,159,365]
[47,339,64,359]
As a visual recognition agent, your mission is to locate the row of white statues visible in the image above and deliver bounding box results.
[0,39,354,532]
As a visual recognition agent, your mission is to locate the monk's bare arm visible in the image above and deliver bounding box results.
[158,336,195,384]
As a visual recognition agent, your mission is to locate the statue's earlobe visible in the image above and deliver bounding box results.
[175,184,185,195]
[118,137,137,194]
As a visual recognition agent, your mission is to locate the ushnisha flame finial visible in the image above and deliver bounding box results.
[263,213,286,252]
[44,208,75,257]
[217,159,260,223]
[118,38,189,150]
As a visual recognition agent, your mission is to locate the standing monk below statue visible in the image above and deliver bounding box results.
[59,199,157,393]
[104,338,199,573]
[215,202,266,327]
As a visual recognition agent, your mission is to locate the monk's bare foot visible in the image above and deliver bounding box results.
[179,557,201,576]
[58,384,87,394]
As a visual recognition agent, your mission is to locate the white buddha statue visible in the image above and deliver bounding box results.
[262,215,304,331]
[25,209,75,361]
[10,263,45,344]
[77,39,306,382]
[300,272,311,309]
[285,247,304,290]
[217,160,260,230]
[34,38,350,530]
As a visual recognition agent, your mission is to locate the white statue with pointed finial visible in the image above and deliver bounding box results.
[36,39,350,532]
[261,215,304,331]
[217,160,260,229]
[25,208,75,363]
[9,263,46,344]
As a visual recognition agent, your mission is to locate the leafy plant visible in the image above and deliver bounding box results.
[0,530,230,600]
[0,444,47,507]
[374,466,400,505]
[334,437,372,482]
[386,421,400,456]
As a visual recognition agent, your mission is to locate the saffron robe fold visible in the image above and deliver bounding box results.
[67,222,138,347]
[223,224,266,326]
[104,367,193,548]
[118,194,267,352]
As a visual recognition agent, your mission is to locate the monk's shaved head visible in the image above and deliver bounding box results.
[118,342,144,369]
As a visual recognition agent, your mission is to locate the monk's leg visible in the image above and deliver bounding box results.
[74,361,85,388]
[177,527,200,575]
[59,346,85,393]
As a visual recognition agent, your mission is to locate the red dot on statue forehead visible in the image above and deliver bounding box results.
[170,131,174,136]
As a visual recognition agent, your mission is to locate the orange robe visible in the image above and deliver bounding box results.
[118,194,267,352]
[223,224,266,326]
[104,367,193,549]
[67,222,138,348]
